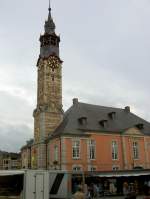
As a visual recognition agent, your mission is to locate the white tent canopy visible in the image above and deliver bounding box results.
[0,170,25,176]
[91,170,150,178]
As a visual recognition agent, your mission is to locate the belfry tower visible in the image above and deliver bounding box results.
[33,3,63,169]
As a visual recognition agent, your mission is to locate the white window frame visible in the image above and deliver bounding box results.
[72,139,80,159]
[72,165,82,171]
[112,140,118,160]
[112,165,119,171]
[133,141,139,160]
[90,166,97,171]
[89,140,96,160]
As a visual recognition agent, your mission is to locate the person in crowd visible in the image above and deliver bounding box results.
[104,180,109,195]
[123,181,129,196]
[88,183,94,198]
[86,186,92,199]
[143,183,150,199]
[134,180,138,194]
[109,181,117,194]
[125,183,136,199]
[73,185,85,199]
[93,183,99,198]
[98,181,104,196]
[73,181,78,194]
[84,183,89,199]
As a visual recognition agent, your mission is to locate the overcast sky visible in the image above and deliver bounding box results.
[0,0,150,152]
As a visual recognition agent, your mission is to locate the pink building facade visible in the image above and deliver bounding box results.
[47,100,150,172]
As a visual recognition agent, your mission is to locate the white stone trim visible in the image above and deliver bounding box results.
[61,137,66,164]
[144,137,149,169]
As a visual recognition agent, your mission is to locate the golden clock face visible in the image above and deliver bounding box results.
[48,56,60,69]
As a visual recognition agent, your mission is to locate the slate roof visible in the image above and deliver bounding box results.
[48,100,150,139]
[0,151,20,159]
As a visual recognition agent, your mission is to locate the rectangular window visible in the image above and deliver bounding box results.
[72,166,82,171]
[72,140,80,159]
[133,141,139,159]
[112,166,119,171]
[89,140,96,160]
[91,167,96,171]
[112,141,118,160]
[54,145,58,161]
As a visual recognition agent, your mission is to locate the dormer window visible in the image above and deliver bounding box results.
[78,117,87,125]
[108,112,116,119]
[99,120,107,127]
[135,123,144,130]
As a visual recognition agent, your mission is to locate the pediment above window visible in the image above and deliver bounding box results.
[123,127,143,136]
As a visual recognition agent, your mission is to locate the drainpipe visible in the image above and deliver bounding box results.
[46,141,48,170]
[60,137,62,170]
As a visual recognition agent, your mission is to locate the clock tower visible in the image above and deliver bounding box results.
[32,4,63,169]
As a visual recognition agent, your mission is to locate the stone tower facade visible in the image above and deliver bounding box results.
[32,6,63,169]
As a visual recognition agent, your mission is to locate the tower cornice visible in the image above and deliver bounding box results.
[37,54,63,67]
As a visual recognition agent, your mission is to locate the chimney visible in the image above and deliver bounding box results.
[124,106,130,113]
[73,98,78,105]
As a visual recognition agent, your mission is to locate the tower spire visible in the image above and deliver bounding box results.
[48,0,51,18]
[44,0,55,34]
[40,1,60,57]
[49,0,51,10]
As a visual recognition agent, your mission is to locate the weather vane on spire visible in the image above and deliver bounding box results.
[48,0,52,19]
[49,0,51,11]
[45,0,55,33]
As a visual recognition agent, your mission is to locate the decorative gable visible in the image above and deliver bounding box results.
[124,127,143,136]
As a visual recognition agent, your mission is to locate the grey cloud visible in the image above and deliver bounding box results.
[63,81,150,122]
[0,90,33,125]
[0,122,32,152]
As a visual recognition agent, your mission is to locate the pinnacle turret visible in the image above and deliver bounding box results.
[44,1,56,34]
[39,1,60,58]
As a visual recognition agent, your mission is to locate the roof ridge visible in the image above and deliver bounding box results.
[78,101,124,111]
[130,112,150,125]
